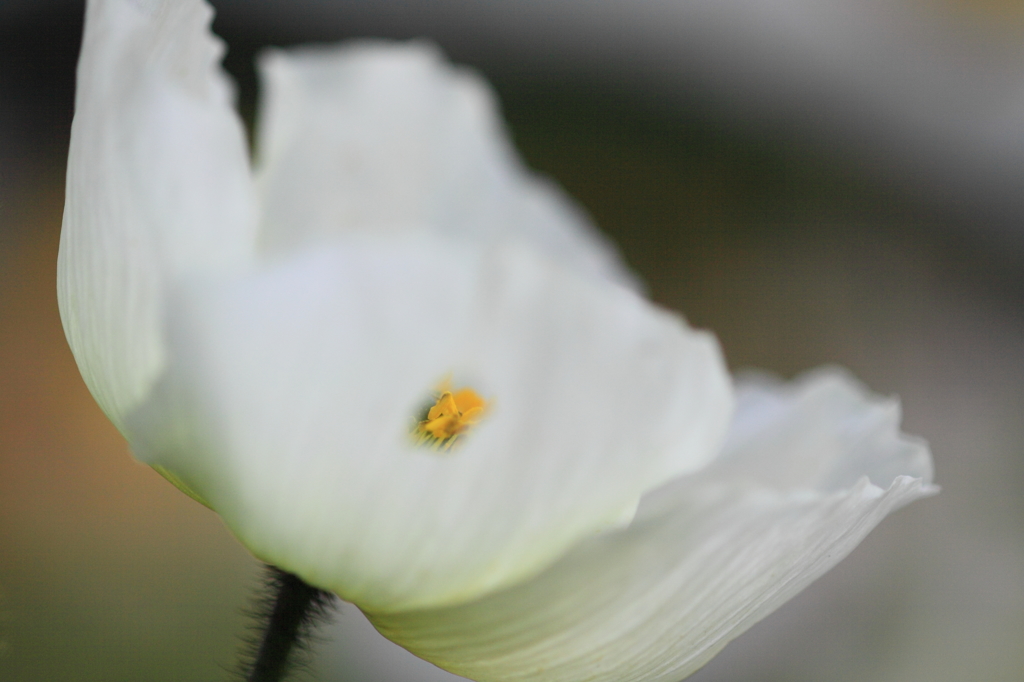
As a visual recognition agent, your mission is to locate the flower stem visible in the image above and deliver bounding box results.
[243,566,336,682]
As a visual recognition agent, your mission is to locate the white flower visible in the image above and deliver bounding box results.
[58,0,936,680]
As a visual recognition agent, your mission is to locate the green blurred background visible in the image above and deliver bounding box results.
[2,1,1023,681]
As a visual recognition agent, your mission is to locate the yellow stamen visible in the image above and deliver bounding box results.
[414,381,488,451]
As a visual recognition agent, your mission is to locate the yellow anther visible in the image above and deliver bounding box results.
[414,382,488,451]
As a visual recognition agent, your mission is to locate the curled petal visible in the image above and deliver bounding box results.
[58,0,256,431]
[368,370,936,682]
[713,367,934,492]
[124,237,731,612]
[254,41,634,287]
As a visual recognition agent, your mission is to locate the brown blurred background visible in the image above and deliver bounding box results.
[2,1,1023,681]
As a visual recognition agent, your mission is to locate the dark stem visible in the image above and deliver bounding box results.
[243,566,336,682]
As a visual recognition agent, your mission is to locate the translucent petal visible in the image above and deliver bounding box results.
[57,0,256,432]
[124,236,731,612]
[368,370,936,682]
[253,41,634,288]
[713,367,934,492]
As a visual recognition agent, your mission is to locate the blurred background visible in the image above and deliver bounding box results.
[2,1,1023,680]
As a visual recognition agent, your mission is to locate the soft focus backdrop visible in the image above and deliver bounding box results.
[2,2,1023,681]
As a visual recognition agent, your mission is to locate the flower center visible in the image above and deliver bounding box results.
[414,382,488,451]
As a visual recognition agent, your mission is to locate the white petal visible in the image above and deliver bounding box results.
[124,236,730,612]
[57,0,256,432]
[253,41,634,288]
[368,371,936,682]
[713,367,935,492]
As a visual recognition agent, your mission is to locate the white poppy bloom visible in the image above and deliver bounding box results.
[58,0,936,680]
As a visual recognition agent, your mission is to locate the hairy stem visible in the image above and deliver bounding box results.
[243,566,336,682]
